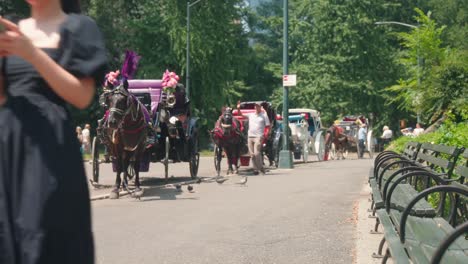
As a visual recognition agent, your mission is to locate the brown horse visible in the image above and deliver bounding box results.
[104,81,148,199]
[324,125,349,160]
[210,108,245,175]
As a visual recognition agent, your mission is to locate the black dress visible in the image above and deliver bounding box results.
[0,14,107,264]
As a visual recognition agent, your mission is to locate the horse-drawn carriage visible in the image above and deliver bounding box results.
[211,101,279,176]
[288,108,326,162]
[91,66,200,198]
[331,115,374,159]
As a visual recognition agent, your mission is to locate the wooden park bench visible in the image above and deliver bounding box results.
[370,147,468,263]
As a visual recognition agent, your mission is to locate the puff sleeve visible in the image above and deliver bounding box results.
[58,14,108,85]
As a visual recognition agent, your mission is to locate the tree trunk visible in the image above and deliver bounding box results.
[423,115,447,134]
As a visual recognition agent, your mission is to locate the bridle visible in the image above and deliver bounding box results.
[108,86,140,127]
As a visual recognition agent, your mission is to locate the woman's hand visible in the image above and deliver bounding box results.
[0,17,37,62]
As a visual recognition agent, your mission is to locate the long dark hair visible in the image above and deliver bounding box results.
[61,0,81,14]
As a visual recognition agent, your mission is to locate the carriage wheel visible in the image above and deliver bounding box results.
[164,137,169,180]
[315,132,325,161]
[189,136,200,179]
[214,146,222,176]
[303,140,309,163]
[91,137,100,183]
[367,130,374,159]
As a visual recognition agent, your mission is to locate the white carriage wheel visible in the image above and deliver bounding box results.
[303,140,309,163]
[315,132,325,161]
[367,130,374,159]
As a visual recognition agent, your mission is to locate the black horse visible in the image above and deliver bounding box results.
[211,108,244,175]
[104,81,148,199]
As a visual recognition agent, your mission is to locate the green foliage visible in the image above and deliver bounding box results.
[385,8,468,124]
[386,117,468,153]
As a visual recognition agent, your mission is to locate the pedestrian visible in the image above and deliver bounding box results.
[380,125,392,151]
[0,0,107,263]
[358,123,367,158]
[413,123,425,136]
[76,126,83,153]
[82,123,91,154]
[237,101,270,175]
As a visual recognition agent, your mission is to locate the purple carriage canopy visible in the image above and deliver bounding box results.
[127,79,163,116]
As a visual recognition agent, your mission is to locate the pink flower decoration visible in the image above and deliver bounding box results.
[104,70,120,87]
[161,69,179,92]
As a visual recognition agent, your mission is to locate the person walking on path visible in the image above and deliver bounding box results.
[358,123,367,158]
[237,101,270,175]
[0,0,107,263]
[76,126,83,153]
[82,123,91,154]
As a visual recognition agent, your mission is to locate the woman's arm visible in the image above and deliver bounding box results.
[0,18,94,109]
[28,49,95,109]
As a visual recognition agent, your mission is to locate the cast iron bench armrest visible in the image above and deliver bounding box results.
[383,169,447,201]
[377,160,420,187]
[430,221,468,264]
[374,155,412,178]
[374,150,399,167]
[399,184,468,243]
[385,171,447,214]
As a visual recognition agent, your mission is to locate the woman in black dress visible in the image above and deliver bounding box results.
[0,0,107,263]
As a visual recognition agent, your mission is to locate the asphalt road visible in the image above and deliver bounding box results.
[90,154,373,264]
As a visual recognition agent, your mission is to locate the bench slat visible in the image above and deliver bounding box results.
[421,143,459,156]
[417,152,452,171]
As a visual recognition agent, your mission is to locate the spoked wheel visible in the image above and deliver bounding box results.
[214,146,222,176]
[367,130,374,159]
[302,140,309,163]
[316,132,325,161]
[189,135,200,179]
[164,137,169,180]
[91,137,100,183]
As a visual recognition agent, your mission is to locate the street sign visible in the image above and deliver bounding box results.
[283,74,297,86]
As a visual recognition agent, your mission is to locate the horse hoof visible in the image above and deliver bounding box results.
[110,189,119,199]
[133,188,144,198]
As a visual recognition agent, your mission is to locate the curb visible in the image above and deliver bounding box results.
[90,190,130,201]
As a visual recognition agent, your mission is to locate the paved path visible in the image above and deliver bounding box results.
[90,155,380,264]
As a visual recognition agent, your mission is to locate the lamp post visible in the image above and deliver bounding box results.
[186,0,203,100]
[375,21,422,123]
[278,0,293,168]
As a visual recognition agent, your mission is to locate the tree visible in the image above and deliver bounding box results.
[387,9,467,124]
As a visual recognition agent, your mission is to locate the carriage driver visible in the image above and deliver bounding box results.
[237,101,270,175]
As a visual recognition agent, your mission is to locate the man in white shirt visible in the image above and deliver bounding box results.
[413,123,425,136]
[82,124,91,154]
[238,102,270,175]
